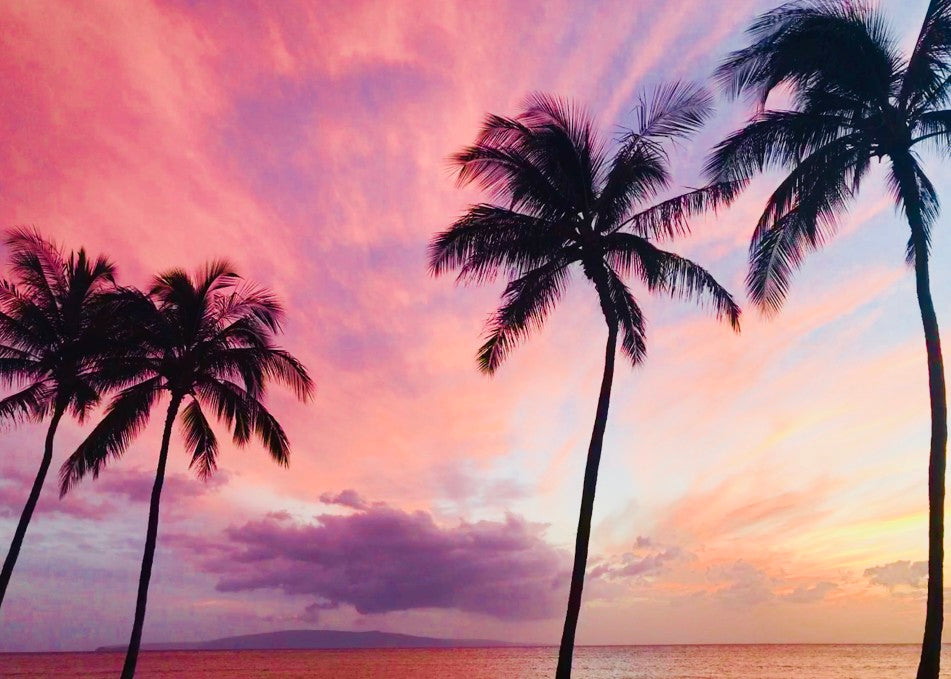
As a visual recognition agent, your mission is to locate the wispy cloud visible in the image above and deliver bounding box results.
[0,0,944,651]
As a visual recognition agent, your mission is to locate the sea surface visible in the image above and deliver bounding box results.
[1,644,948,678]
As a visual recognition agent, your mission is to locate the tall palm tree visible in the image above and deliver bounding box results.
[705,2,951,677]
[429,87,742,678]
[59,261,314,679]
[0,228,126,611]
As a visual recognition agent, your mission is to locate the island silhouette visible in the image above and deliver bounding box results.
[94,629,521,652]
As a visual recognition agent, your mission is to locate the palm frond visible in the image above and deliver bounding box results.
[0,281,56,349]
[521,92,605,211]
[59,378,162,495]
[747,164,853,313]
[901,0,951,113]
[747,215,808,313]
[615,180,747,240]
[195,378,289,464]
[257,348,314,401]
[182,398,219,481]
[204,346,314,401]
[67,379,101,424]
[601,270,647,367]
[4,227,67,315]
[744,131,865,312]
[603,233,667,289]
[624,81,714,144]
[605,234,741,330]
[202,344,267,398]
[209,315,272,352]
[655,253,741,331]
[453,136,576,221]
[0,230,140,433]
[248,399,290,467]
[716,0,898,107]
[197,260,240,296]
[915,108,951,151]
[62,248,117,315]
[429,204,573,283]
[0,381,54,427]
[704,110,857,182]
[477,259,574,374]
[211,281,285,334]
[886,155,940,262]
[595,143,671,231]
[752,133,867,241]
[0,344,44,388]
[195,378,254,445]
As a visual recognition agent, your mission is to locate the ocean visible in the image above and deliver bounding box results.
[0,645,947,678]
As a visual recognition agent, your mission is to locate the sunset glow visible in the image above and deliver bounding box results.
[1,0,949,653]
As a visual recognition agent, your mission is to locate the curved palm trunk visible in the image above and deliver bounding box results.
[889,153,949,679]
[914,238,948,679]
[121,395,181,679]
[555,324,618,679]
[0,405,64,610]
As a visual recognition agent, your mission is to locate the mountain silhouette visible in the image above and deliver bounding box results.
[95,628,519,652]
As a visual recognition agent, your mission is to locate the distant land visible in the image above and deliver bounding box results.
[95,629,519,652]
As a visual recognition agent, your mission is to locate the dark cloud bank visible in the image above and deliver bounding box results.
[185,500,569,620]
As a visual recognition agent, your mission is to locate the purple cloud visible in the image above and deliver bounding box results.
[0,466,229,523]
[189,504,567,620]
[318,489,369,510]
[298,600,341,623]
[0,465,113,520]
[589,537,683,580]
[96,468,230,503]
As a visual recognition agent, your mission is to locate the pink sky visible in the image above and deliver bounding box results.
[1,0,950,651]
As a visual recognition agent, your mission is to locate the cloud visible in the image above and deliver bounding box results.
[865,560,928,591]
[698,563,838,607]
[188,503,567,620]
[0,484,112,521]
[297,600,341,624]
[781,582,838,604]
[0,465,113,520]
[589,537,684,580]
[0,0,942,651]
[318,489,369,510]
[708,561,776,607]
[95,468,230,503]
[0,465,229,523]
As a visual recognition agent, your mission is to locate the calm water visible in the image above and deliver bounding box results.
[1,645,948,678]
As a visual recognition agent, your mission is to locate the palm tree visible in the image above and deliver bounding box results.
[59,261,314,679]
[705,2,951,677]
[429,87,742,678]
[0,228,127,611]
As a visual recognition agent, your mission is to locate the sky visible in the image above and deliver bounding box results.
[0,0,949,652]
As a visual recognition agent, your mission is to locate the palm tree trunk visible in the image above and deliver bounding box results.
[0,405,64,610]
[889,153,949,679]
[914,235,948,679]
[121,394,181,679]
[555,323,618,679]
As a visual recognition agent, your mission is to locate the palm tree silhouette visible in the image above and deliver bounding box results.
[0,228,129,611]
[706,2,951,677]
[59,261,314,679]
[429,87,741,678]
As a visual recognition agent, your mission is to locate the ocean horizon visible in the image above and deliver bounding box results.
[2,644,949,678]
[3,3,951,679]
